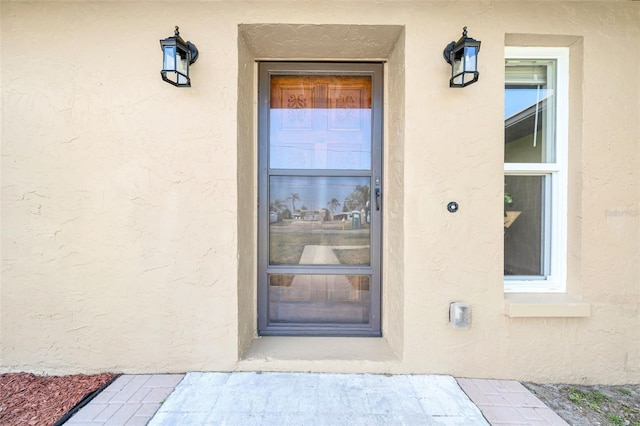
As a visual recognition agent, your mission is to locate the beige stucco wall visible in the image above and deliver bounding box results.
[1,1,638,384]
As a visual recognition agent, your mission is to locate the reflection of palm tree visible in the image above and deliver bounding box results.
[343,185,370,211]
[328,198,341,212]
[270,198,286,212]
[287,193,300,213]
[356,185,370,206]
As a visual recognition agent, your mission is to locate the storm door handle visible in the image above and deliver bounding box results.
[375,188,381,211]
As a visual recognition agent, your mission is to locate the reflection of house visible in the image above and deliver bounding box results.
[299,209,322,221]
[333,213,349,221]
[269,211,281,223]
[504,98,547,145]
[1,1,638,385]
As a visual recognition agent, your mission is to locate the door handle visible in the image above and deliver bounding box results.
[375,188,381,211]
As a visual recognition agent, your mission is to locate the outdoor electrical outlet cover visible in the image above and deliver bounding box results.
[450,302,471,329]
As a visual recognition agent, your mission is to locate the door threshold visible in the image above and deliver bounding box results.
[239,336,400,367]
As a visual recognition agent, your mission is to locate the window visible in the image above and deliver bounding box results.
[504,47,568,292]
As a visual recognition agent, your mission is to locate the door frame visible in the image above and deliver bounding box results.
[257,62,384,336]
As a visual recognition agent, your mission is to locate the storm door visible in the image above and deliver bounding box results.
[258,62,383,336]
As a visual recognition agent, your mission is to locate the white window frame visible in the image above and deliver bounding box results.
[504,47,569,293]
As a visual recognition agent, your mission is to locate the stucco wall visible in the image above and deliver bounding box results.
[1,1,638,384]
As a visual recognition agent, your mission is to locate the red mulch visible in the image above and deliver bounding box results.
[0,372,116,426]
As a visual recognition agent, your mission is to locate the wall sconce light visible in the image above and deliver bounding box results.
[443,26,481,88]
[160,26,199,87]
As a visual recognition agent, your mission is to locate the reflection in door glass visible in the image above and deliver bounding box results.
[270,109,372,169]
[269,75,372,170]
[269,176,371,265]
[269,274,370,324]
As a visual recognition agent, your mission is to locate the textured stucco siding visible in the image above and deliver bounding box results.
[1,1,638,384]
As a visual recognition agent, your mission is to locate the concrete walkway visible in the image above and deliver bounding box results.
[64,372,568,425]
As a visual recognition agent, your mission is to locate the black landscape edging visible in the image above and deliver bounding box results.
[53,374,121,426]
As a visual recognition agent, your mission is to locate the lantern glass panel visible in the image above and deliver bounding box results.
[177,50,188,74]
[177,49,188,85]
[452,57,463,86]
[464,46,477,72]
[163,46,176,71]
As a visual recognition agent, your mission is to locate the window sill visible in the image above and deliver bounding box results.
[504,293,591,318]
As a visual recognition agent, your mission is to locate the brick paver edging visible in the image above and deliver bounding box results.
[64,374,185,426]
[457,378,569,425]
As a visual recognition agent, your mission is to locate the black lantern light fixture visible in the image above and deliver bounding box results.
[160,26,199,87]
[443,26,481,88]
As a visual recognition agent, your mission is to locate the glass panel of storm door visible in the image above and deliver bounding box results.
[269,176,371,265]
[269,274,370,324]
[269,75,372,170]
[259,63,381,335]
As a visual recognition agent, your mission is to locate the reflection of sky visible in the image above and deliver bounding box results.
[505,88,551,118]
[270,109,371,170]
[270,176,369,211]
